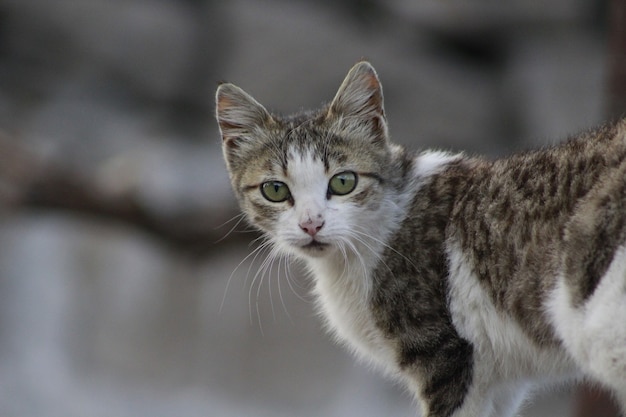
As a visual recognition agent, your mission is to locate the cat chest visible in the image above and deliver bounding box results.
[311,265,397,370]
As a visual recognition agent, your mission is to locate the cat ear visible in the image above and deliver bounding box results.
[215,83,274,146]
[327,61,388,143]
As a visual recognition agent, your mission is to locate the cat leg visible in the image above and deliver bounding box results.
[486,381,531,417]
[552,245,626,413]
[405,375,491,417]
[443,381,528,417]
[581,248,626,414]
[445,383,493,417]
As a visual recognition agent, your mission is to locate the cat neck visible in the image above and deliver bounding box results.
[301,149,462,368]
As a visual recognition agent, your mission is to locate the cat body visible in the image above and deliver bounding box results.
[216,62,626,417]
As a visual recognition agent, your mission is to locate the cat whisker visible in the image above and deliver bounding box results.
[213,212,249,243]
[243,238,273,288]
[250,252,270,333]
[339,237,369,280]
[229,237,272,329]
[267,247,291,323]
[219,237,272,315]
[228,235,313,332]
[250,243,282,333]
[250,241,301,333]
[344,229,397,279]
[266,248,278,323]
[284,259,310,303]
[276,254,295,324]
[335,239,352,279]
[249,233,268,247]
[333,234,362,268]
[352,226,419,271]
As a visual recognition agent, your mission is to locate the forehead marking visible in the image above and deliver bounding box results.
[286,148,328,200]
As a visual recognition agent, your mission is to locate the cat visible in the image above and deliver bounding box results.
[215,61,626,417]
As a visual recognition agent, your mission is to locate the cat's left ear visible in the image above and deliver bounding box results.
[215,83,274,146]
[327,61,388,144]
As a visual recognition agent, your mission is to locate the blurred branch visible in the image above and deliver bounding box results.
[0,134,247,256]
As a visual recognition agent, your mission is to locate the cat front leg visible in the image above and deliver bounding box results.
[446,384,492,417]
[441,383,527,417]
[445,382,528,417]
[403,370,492,417]
[486,381,531,417]
[552,245,626,414]
[573,246,626,413]
[406,374,530,417]
[409,381,493,417]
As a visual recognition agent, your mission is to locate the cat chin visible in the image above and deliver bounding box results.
[281,240,334,258]
[296,241,332,258]
[274,237,333,258]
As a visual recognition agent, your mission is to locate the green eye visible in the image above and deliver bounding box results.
[261,181,290,202]
[329,171,357,196]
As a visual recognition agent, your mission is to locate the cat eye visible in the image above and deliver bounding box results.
[261,181,291,202]
[328,171,357,196]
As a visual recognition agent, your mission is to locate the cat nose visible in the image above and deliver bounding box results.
[300,217,325,237]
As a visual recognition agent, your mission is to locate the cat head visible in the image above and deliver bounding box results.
[216,62,402,259]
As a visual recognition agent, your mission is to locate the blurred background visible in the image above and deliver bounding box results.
[0,0,618,416]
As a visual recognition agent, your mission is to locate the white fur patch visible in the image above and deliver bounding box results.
[549,245,626,401]
[446,240,576,416]
[413,150,461,179]
[307,257,398,375]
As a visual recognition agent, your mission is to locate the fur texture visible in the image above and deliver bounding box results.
[216,61,626,417]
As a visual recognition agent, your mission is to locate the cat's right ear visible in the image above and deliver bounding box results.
[215,83,273,149]
[327,61,388,144]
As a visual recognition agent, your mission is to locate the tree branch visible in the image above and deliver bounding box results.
[0,135,249,256]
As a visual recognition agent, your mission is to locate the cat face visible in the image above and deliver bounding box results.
[216,62,393,259]
[233,135,389,258]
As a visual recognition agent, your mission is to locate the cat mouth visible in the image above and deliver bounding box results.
[301,240,329,251]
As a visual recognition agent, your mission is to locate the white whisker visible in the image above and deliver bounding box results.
[243,239,273,288]
[267,249,278,323]
[341,237,368,279]
[219,238,272,315]
[213,213,249,243]
[277,254,295,324]
[352,225,417,270]
[250,244,281,333]
[343,228,396,279]
[284,259,310,303]
[232,240,296,334]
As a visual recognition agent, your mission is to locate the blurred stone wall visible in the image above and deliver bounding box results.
[0,0,609,416]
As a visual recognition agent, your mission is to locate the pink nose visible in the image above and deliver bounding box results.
[300,218,324,236]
